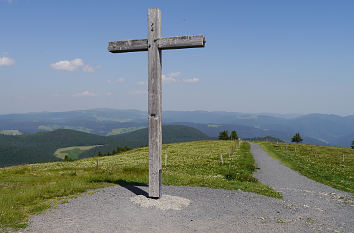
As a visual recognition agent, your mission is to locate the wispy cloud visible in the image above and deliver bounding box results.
[136,81,145,85]
[50,58,98,72]
[107,78,125,84]
[182,77,199,83]
[72,90,97,97]
[0,56,15,66]
[82,65,95,72]
[162,72,200,84]
[168,72,181,77]
[162,73,179,83]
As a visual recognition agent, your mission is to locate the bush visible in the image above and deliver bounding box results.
[64,155,73,162]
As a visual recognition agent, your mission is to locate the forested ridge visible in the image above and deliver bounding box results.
[0,125,210,167]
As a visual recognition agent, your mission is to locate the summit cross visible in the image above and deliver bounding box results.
[107,8,205,198]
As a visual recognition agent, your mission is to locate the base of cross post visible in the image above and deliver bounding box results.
[148,168,162,198]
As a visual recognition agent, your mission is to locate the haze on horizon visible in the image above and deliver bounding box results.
[1,0,353,116]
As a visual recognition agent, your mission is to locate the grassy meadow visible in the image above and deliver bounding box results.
[0,140,279,230]
[260,142,354,193]
[107,126,146,136]
[54,145,102,160]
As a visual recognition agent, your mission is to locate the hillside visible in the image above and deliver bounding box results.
[0,109,147,135]
[1,109,353,146]
[0,130,106,167]
[168,122,327,145]
[0,140,279,230]
[0,125,210,167]
[164,111,354,146]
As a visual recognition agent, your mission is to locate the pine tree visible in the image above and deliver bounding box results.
[230,130,238,140]
[291,132,303,144]
[218,130,230,140]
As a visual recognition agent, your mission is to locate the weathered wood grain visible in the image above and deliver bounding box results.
[108,39,148,53]
[108,35,205,53]
[157,35,205,50]
[148,8,162,198]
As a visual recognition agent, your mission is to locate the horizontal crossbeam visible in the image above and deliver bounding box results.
[108,35,205,53]
[157,35,205,50]
[108,39,148,53]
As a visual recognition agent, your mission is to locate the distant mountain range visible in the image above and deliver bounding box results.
[0,125,210,167]
[0,108,353,147]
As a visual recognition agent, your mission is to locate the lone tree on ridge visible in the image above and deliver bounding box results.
[291,132,303,144]
[218,130,230,140]
[230,130,239,140]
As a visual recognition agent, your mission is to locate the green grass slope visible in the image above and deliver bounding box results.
[260,142,354,193]
[0,140,279,230]
[81,125,210,158]
[0,129,106,167]
[0,125,210,167]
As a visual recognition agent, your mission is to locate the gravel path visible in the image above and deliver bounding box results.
[20,143,353,233]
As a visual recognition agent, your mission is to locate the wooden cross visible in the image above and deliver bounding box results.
[107,8,205,198]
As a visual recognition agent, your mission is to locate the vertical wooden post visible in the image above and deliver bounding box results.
[148,8,162,198]
[108,9,205,199]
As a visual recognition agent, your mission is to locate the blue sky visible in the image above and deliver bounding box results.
[1,0,353,115]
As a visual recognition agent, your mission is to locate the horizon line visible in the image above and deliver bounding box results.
[0,107,352,117]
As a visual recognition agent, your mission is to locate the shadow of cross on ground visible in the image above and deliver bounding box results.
[121,184,148,197]
[91,178,149,197]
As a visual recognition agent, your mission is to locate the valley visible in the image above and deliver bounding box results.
[1,109,353,147]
